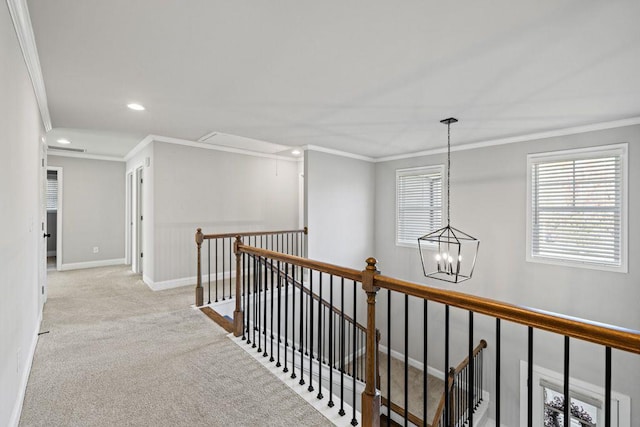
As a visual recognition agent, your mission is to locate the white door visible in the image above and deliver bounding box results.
[135,167,144,274]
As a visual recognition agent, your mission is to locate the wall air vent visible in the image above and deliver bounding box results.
[48,146,86,153]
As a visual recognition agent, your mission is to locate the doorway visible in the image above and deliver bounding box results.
[131,167,143,274]
[46,167,63,271]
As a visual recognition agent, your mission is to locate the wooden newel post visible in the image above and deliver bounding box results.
[195,228,204,307]
[361,257,381,427]
[233,235,244,337]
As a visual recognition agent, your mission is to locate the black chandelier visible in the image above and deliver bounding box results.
[418,118,479,283]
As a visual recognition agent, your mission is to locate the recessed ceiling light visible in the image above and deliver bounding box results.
[127,103,145,111]
[56,138,71,145]
[291,149,301,156]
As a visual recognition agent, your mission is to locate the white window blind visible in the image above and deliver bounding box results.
[47,177,58,210]
[396,166,443,246]
[528,144,627,271]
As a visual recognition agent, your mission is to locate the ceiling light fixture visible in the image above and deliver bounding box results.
[127,103,145,111]
[418,118,479,283]
[56,138,71,144]
[291,149,301,156]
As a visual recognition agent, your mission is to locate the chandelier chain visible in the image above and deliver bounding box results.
[447,121,451,227]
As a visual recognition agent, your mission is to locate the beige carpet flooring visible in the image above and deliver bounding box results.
[19,266,330,427]
[378,353,444,424]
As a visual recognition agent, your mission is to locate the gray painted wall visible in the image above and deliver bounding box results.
[305,150,376,270]
[151,141,300,284]
[304,150,376,329]
[47,156,126,265]
[374,125,640,424]
[0,6,45,425]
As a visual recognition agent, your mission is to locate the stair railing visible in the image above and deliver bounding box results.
[430,340,487,427]
[370,265,640,427]
[196,234,640,427]
[234,238,369,425]
[194,227,307,306]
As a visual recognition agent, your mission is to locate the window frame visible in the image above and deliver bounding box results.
[526,143,628,273]
[395,165,444,248]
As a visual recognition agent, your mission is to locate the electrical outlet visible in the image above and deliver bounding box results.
[93,247,99,253]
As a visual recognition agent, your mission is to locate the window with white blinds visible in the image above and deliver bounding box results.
[396,165,443,246]
[527,144,627,272]
[47,176,58,211]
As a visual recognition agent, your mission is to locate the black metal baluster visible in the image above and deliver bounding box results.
[527,327,533,427]
[215,239,219,303]
[563,336,570,427]
[423,299,428,427]
[257,257,262,354]
[605,346,611,427]
[283,263,289,373]
[299,266,305,385]
[444,305,450,426]
[229,238,232,298]
[468,311,474,426]
[291,264,297,378]
[243,253,248,341]
[222,238,226,300]
[351,280,357,426]
[317,273,324,399]
[308,286,313,357]
[339,277,345,416]
[262,256,268,358]
[252,257,256,348]
[387,289,391,426]
[308,271,315,392]
[276,260,281,367]
[206,239,211,304]
[404,294,409,427]
[241,253,246,341]
[270,257,274,362]
[327,275,334,408]
[496,318,500,426]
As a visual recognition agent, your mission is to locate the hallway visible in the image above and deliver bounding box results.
[20,266,329,426]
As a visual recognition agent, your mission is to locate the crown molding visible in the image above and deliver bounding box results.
[303,144,375,162]
[124,134,300,163]
[7,0,52,132]
[47,150,124,162]
[375,117,640,163]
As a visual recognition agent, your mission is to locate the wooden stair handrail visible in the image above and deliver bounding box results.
[430,340,486,427]
[452,339,487,376]
[202,227,307,240]
[373,275,640,354]
[238,243,640,354]
[381,397,424,427]
[431,369,455,427]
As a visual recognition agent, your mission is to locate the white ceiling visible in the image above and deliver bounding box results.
[28,1,640,159]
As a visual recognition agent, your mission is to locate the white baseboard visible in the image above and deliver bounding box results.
[145,275,194,291]
[145,270,238,291]
[9,311,42,427]
[59,258,125,271]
